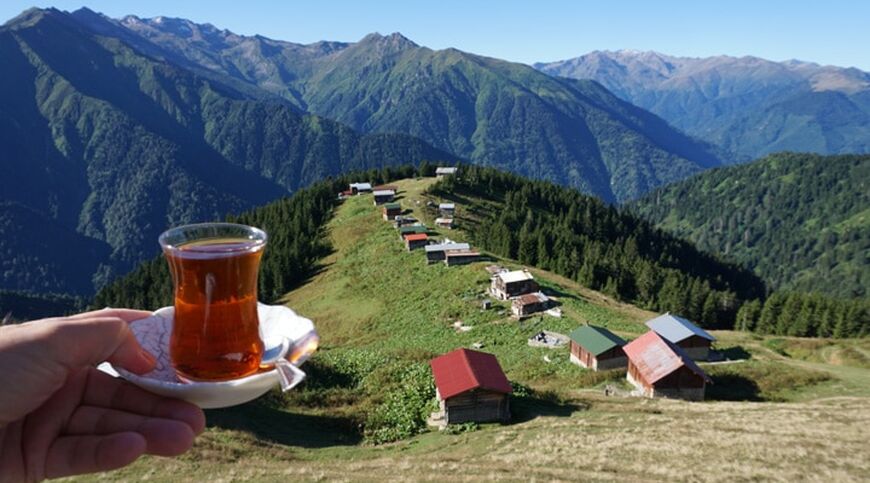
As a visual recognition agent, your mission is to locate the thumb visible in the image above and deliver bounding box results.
[42,314,156,374]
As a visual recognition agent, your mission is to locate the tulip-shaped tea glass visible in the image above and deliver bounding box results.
[160,222,270,382]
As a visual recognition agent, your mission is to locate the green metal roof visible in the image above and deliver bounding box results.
[398,225,427,234]
[383,202,401,210]
[568,325,626,356]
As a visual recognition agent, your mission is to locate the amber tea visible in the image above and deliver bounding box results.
[160,224,267,381]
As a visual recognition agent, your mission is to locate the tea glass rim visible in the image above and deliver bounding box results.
[159,222,267,254]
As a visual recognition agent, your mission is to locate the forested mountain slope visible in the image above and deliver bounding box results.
[0,9,455,295]
[71,8,724,202]
[631,153,869,298]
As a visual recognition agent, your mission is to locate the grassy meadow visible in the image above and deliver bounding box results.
[73,178,870,481]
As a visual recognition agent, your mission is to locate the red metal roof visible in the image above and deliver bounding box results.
[623,331,712,385]
[430,348,513,400]
[404,233,428,241]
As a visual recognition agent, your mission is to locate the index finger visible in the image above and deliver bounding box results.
[66,308,153,323]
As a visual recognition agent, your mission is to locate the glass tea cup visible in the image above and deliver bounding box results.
[159,222,271,382]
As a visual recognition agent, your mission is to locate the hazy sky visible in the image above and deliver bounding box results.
[2,0,868,69]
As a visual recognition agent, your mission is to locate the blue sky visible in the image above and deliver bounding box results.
[2,1,868,69]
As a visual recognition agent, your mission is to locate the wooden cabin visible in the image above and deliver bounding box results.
[398,225,428,241]
[436,167,458,178]
[394,215,417,228]
[435,217,454,229]
[438,203,455,216]
[568,325,627,371]
[349,182,372,194]
[382,202,402,220]
[444,249,480,266]
[645,313,716,361]
[511,292,549,318]
[430,348,511,424]
[424,242,470,264]
[372,184,399,192]
[490,270,539,300]
[404,233,429,251]
[372,189,396,205]
[623,331,712,401]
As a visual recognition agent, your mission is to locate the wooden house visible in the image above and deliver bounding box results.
[511,292,549,318]
[439,203,455,216]
[490,270,538,300]
[444,249,480,266]
[436,167,458,178]
[404,233,429,251]
[382,202,402,220]
[568,325,627,371]
[435,217,454,229]
[430,348,511,424]
[645,313,716,361]
[349,182,372,194]
[372,189,396,205]
[425,242,470,264]
[623,331,712,401]
[398,225,428,241]
[394,215,417,228]
[373,184,399,192]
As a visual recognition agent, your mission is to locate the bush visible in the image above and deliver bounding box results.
[364,363,436,444]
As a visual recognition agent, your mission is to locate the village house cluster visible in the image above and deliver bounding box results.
[341,167,483,268]
[340,169,716,430]
[426,312,716,428]
[568,313,715,401]
[489,268,555,319]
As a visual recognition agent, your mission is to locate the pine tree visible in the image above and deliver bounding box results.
[757,292,785,334]
[735,299,761,331]
[777,294,804,335]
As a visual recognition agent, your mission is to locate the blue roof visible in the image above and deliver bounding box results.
[645,313,716,343]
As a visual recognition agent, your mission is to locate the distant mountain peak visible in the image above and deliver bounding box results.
[358,31,418,50]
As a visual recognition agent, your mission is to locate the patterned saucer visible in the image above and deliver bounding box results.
[99,303,318,409]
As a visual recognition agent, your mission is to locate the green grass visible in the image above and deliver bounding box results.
[69,177,870,482]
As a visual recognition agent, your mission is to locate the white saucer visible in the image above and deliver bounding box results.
[99,303,318,409]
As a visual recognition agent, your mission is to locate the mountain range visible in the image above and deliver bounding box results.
[536,51,870,160]
[0,8,456,295]
[70,8,724,202]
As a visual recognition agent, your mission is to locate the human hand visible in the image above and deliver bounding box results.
[0,309,205,481]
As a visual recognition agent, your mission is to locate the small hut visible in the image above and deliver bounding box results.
[444,249,480,266]
[430,348,511,424]
[490,270,538,300]
[349,182,372,194]
[568,325,627,371]
[398,225,428,241]
[511,292,549,318]
[439,203,455,216]
[382,202,402,220]
[425,242,470,264]
[404,233,429,251]
[394,215,418,228]
[372,184,399,192]
[645,313,716,361]
[436,167,458,178]
[435,217,454,229]
[372,189,396,205]
[623,331,712,401]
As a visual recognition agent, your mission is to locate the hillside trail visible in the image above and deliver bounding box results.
[751,342,870,400]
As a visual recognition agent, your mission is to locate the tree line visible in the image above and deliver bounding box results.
[430,165,767,329]
[736,292,869,338]
[92,165,425,310]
